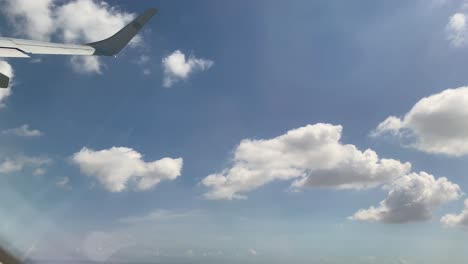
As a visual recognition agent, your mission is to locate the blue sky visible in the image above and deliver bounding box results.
[1,0,468,263]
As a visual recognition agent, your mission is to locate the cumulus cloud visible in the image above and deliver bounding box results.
[0,155,51,175]
[351,172,462,224]
[441,199,468,230]
[54,0,136,73]
[373,87,468,156]
[2,124,43,137]
[1,0,55,41]
[0,60,14,107]
[201,123,411,200]
[1,0,138,74]
[71,147,183,192]
[162,50,214,87]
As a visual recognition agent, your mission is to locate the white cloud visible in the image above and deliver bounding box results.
[71,147,183,192]
[56,176,71,189]
[447,13,467,47]
[1,0,138,74]
[373,87,468,156]
[0,156,51,174]
[248,249,258,256]
[119,209,195,224]
[54,0,136,73]
[201,123,411,200]
[351,172,462,223]
[54,0,135,44]
[441,199,468,230]
[162,50,214,87]
[1,0,55,41]
[0,60,14,107]
[69,56,104,74]
[371,116,402,137]
[2,124,43,137]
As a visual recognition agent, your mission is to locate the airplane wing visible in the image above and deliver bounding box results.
[0,8,157,58]
[0,8,156,88]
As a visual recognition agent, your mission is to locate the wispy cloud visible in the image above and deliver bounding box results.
[0,155,51,174]
[56,176,71,189]
[2,124,43,137]
[119,209,196,224]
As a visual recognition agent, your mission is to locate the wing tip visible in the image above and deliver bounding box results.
[0,72,10,89]
[148,8,158,15]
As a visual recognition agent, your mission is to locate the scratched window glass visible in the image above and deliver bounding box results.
[0,1,467,264]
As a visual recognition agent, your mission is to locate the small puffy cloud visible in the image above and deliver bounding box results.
[373,87,468,156]
[371,116,402,137]
[441,199,468,230]
[0,155,51,174]
[0,60,14,107]
[202,123,411,200]
[71,147,183,192]
[248,249,258,256]
[135,55,151,76]
[1,0,139,74]
[162,50,213,87]
[33,168,46,176]
[2,124,43,137]
[351,172,462,224]
[447,13,467,47]
[69,56,104,75]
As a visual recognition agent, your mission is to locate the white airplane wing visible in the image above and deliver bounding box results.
[0,8,157,87]
[0,39,95,58]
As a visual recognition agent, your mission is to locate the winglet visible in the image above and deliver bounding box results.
[87,8,157,56]
[0,72,10,88]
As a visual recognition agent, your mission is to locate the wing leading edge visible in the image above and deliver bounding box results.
[0,8,157,88]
